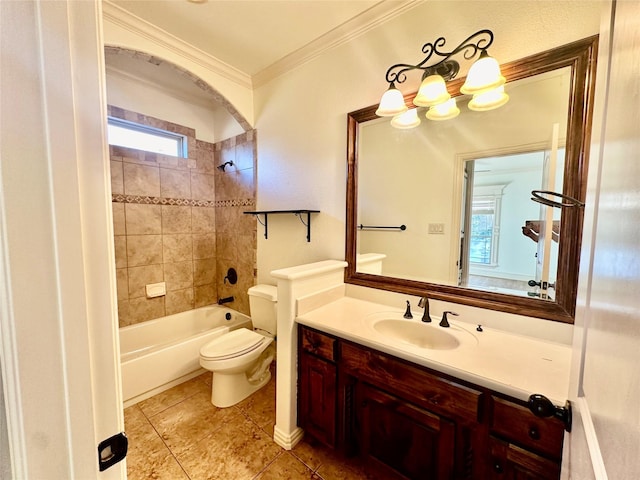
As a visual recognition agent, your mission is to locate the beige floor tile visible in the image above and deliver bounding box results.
[175,413,282,480]
[236,374,275,434]
[149,390,240,455]
[124,405,181,479]
[138,373,210,417]
[254,451,316,479]
[127,451,189,480]
[290,438,337,472]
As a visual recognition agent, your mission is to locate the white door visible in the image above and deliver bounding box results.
[0,1,124,478]
[566,1,640,478]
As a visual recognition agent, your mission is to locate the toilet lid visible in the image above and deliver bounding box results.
[200,328,265,360]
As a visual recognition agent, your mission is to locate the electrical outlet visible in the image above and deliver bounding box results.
[428,223,445,234]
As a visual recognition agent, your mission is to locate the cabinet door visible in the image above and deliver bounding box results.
[358,383,456,480]
[488,436,560,480]
[298,352,337,447]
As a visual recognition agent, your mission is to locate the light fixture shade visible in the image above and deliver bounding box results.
[413,75,450,107]
[468,85,509,111]
[375,83,408,117]
[391,108,421,129]
[425,98,460,121]
[460,52,506,95]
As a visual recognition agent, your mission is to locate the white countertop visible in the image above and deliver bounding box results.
[296,296,571,406]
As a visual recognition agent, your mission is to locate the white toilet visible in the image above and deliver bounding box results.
[199,284,277,408]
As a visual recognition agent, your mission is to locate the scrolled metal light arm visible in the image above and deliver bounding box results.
[384,29,495,85]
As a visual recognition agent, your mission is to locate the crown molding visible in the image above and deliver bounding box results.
[102,0,252,90]
[252,0,424,88]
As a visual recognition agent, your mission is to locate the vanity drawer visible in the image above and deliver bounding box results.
[340,341,482,422]
[300,326,337,362]
[491,396,564,459]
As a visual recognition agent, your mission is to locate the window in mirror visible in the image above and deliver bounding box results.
[469,188,503,266]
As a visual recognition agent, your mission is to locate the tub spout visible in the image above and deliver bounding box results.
[218,296,234,305]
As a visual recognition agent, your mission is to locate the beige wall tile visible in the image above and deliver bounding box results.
[116,268,129,301]
[192,207,216,233]
[194,284,216,308]
[233,140,255,171]
[128,264,164,299]
[162,234,193,263]
[123,162,160,197]
[125,204,162,235]
[215,168,254,201]
[117,299,132,327]
[113,203,126,235]
[111,160,124,195]
[165,288,194,316]
[114,235,127,269]
[193,258,216,286]
[192,233,216,259]
[190,172,215,201]
[160,168,191,199]
[127,235,162,267]
[215,206,255,234]
[164,261,193,291]
[129,296,165,324]
[162,205,192,234]
[195,144,215,174]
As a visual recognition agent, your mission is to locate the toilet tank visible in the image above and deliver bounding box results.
[248,284,278,335]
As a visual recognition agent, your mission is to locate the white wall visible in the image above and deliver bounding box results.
[105,67,245,143]
[253,0,602,285]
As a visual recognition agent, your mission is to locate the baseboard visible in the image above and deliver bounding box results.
[273,425,304,450]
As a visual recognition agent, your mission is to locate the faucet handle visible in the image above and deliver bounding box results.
[440,311,458,328]
[403,300,413,319]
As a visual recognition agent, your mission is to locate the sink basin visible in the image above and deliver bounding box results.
[372,319,461,350]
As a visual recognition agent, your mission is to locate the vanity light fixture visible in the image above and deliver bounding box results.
[376,29,508,128]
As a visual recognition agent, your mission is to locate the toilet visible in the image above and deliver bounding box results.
[199,284,277,408]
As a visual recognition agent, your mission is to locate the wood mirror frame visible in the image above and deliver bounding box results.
[345,36,598,323]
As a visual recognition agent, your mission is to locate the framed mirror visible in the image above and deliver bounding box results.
[345,36,598,323]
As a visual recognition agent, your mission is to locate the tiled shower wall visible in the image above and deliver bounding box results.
[109,106,257,327]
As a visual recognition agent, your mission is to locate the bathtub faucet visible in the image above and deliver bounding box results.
[218,296,234,305]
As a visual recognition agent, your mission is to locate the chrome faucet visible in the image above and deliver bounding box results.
[418,296,432,323]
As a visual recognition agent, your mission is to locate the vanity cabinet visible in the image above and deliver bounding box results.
[298,326,338,447]
[487,396,564,479]
[297,325,565,480]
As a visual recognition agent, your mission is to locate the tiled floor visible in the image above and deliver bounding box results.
[124,368,376,480]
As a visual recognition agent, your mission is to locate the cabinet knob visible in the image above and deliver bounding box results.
[493,462,503,473]
[528,426,540,440]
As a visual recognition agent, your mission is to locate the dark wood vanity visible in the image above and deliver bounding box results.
[298,324,565,479]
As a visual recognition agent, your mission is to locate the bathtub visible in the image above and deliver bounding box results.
[120,305,252,406]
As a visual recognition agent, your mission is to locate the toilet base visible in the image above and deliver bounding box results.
[210,368,272,408]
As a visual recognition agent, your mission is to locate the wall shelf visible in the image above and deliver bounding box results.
[244,210,320,242]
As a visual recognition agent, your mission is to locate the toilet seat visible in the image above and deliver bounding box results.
[200,328,265,361]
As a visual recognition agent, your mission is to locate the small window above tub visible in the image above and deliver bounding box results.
[107,117,187,158]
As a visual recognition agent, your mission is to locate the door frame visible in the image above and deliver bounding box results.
[0,1,124,478]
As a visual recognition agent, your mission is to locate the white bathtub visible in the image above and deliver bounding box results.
[120,305,252,406]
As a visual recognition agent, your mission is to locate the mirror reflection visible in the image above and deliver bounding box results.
[346,37,598,323]
[357,68,570,299]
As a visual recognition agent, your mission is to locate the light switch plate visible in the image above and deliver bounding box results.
[428,223,445,234]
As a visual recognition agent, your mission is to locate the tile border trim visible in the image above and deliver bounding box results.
[112,194,255,208]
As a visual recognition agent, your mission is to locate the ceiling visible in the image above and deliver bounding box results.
[107,0,413,78]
